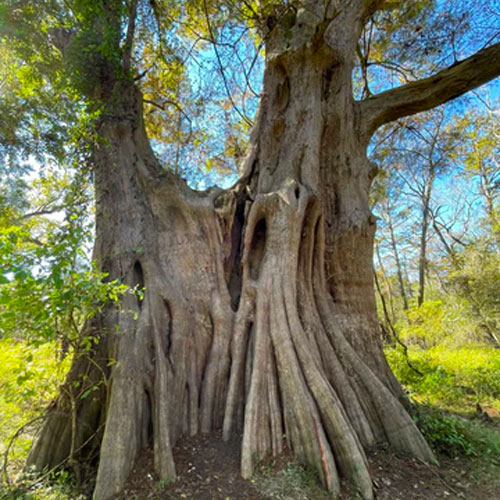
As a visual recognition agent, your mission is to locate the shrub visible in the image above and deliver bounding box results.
[414,405,500,461]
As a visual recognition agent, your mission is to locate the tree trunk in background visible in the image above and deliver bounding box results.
[417,164,435,307]
[385,203,409,310]
[27,4,448,500]
[478,159,500,250]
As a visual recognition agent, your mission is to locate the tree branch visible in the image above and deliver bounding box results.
[202,0,252,127]
[122,0,138,74]
[358,42,500,140]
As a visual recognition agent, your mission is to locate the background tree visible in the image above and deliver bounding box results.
[1,1,500,499]
[375,109,456,307]
[372,102,499,348]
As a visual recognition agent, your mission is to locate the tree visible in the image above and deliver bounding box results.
[439,107,500,346]
[375,109,456,306]
[458,108,500,249]
[372,103,500,349]
[2,1,500,499]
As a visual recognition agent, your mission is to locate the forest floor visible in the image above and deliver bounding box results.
[110,428,500,500]
[1,340,499,499]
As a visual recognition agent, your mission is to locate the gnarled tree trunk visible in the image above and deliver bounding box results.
[28,2,500,499]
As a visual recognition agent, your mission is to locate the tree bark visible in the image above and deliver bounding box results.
[27,2,500,500]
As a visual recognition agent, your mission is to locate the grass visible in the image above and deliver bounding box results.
[0,471,86,500]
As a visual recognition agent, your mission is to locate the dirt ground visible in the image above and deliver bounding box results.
[111,430,500,500]
[112,433,263,500]
[362,447,499,500]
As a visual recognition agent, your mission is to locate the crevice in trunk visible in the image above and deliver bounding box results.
[226,196,247,311]
[144,390,154,445]
[133,260,145,308]
[162,299,173,356]
[248,218,267,281]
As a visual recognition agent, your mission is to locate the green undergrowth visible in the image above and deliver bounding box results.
[0,338,71,496]
[385,344,500,413]
[412,404,500,497]
[0,470,85,500]
[413,404,500,459]
[386,343,500,470]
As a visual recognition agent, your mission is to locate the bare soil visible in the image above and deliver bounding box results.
[362,447,499,500]
[112,432,264,500]
[110,431,500,500]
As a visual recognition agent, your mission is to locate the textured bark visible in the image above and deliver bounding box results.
[27,2,500,500]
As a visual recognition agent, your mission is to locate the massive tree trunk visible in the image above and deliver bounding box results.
[27,2,500,500]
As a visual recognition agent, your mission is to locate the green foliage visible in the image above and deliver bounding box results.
[394,251,499,348]
[414,405,500,459]
[387,344,500,461]
[414,406,475,456]
[0,340,69,478]
[386,345,500,408]
[448,245,500,342]
[0,3,79,166]
[377,101,500,468]
[396,298,483,349]
[0,0,124,356]
[455,110,500,243]
[398,300,449,347]
[0,168,128,348]
[0,470,85,500]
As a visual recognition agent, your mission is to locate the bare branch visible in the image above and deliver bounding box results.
[358,42,500,140]
[21,205,64,220]
[202,0,253,127]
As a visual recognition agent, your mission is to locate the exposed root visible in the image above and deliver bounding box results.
[29,179,434,500]
[223,179,433,499]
